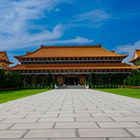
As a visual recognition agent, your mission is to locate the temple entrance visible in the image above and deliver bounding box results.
[65,76,79,85]
[55,75,87,85]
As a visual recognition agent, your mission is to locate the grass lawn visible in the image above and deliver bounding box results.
[0,89,49,103]
[96,88,140,99]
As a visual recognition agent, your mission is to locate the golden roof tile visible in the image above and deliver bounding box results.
[15,45,128,59]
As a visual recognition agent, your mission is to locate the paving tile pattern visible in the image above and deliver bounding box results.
[0,89,140,140]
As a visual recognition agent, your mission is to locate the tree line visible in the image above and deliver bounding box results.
[88,73,128,88]
[0,69,140,90]
[0,69,54,89]
[88,70,140,88]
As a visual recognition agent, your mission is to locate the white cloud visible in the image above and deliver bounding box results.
[46,36,94,44]
[116,40,140,63]
[71,9,111,28]
[76,9,110,22]
[0,0,63,34]
[1,24,64,50]
[0,0,94,52]
[0,0,69,51]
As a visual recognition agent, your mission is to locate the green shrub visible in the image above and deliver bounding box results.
[124,70,140,86]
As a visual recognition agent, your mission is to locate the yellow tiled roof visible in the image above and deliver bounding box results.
[15,45,127,59]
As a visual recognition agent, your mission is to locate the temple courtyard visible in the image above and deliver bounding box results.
[0,89,140,140]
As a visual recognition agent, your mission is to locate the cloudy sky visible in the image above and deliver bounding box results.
[0,0,140,64]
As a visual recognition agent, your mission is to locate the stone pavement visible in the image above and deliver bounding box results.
[0,89,140,140]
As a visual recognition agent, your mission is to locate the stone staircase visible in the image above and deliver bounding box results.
[58,85,86,89]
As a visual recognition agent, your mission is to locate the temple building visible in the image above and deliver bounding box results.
[11,45,132,85]
[130,49,140,70]
[130,50,140,65]
[0,51,12,69]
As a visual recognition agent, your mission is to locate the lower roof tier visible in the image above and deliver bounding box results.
[11,63,132,71]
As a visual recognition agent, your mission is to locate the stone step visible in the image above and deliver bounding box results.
[58,85,86,89]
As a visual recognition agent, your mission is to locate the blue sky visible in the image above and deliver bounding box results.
[0,0,140,64]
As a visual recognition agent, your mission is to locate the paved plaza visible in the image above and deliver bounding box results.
[0,89,140,140]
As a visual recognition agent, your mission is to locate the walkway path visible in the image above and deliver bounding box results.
[0,89,140,140]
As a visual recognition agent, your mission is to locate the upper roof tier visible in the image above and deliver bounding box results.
[130,50,140,62]
[15,45,128,59]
